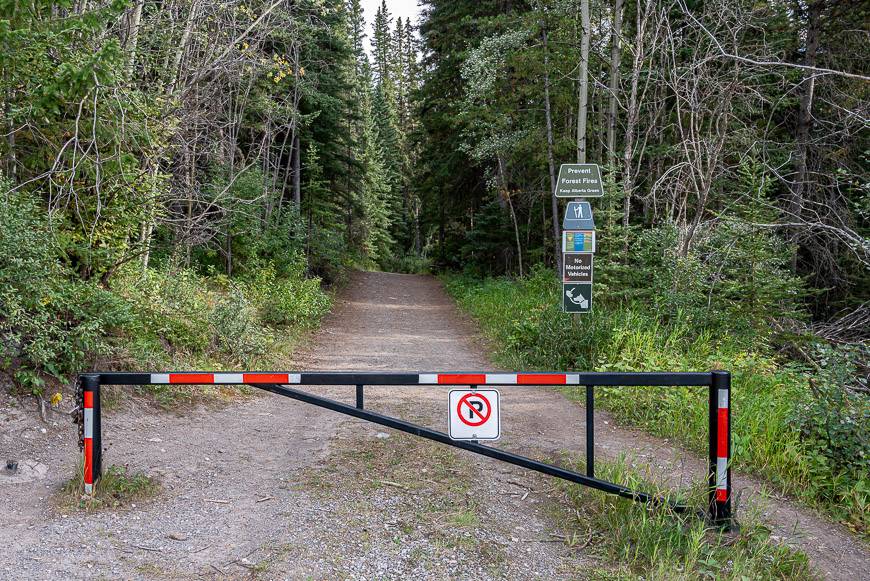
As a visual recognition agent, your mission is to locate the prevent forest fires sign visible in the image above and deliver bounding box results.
[554,164,603,198]
[448,389,500,441]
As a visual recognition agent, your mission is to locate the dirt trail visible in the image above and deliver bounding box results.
[1,271,867,579]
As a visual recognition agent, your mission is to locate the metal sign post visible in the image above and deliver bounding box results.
[560,184,597,314]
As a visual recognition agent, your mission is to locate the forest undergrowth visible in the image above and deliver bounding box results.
[1,190,332,408]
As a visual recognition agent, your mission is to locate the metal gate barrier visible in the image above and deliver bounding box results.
[75,370,732,525]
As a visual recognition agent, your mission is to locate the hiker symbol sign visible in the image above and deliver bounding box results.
[448,389,500,441]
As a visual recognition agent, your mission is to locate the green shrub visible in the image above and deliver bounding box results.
[113,266,212,358]
[380,253,432,274]
[791,344,870,528]
[209,281,271,364]
[2,183,331,402]
[241,264,331,328]
[0,188,130,394]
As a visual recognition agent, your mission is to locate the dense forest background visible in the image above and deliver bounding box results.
[1,0,868,531]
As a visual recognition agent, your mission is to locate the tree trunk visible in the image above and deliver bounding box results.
[139,163,159,272]
[167,0,199,94]
[292,133,301,206]
[790,1,820,272]
[542,25,562,274]
[606,0,624,171]
[576,0,591,164]
[225,227,233,276]
[621,1,650,240]
[124,0,145,79]
[498,154,523,277]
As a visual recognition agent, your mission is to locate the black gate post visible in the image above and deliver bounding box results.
[708,370,731,526]
[585,385,594,478]
[81,374,102,494]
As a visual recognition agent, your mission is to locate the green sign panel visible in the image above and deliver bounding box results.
[554,164,603,198]
[563,283,592,313]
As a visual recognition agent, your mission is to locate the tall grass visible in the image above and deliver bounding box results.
[442,272,868,535]
[557,457,815,580]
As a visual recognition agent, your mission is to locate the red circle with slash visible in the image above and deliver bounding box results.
[457,392,492,427]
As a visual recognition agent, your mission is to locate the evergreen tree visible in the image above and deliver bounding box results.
[371,0,393,94]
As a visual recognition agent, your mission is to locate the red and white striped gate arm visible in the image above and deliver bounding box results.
[148,373,303,384]
[143,372,582,385]
[417,373,580,385]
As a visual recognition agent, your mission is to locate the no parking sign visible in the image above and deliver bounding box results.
[448,389,500,441]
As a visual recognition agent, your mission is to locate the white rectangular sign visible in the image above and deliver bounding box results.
[448,389,500,441]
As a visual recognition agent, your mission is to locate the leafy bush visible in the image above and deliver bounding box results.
[241,264,331,328]
[380,253,432,275]
[598,220,803,345]
[113,266,212,358]
[209,281,271,364]
[791,344,870,527]
[0,188,130,394]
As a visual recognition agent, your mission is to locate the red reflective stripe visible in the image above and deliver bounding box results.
[84,438,93,484]
[715,488,727,502]
[438,374,486,385]
[243,373,289,384]
[83,391,94,408]
[717,408,728,457]
[517,374,566,385]
[169,373,214,384]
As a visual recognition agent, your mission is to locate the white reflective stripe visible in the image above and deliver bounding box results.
[566,374,580,385]
[84,408,93,439]
[288,373,301,384]
[84,483,93,494]
[213,373,244,384]
[151,373,170,384]
[718,389,729,409]
[716,457,728,490]
[486,374,516,384]
[418,374,438,384]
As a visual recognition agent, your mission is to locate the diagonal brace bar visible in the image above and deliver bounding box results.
[256,383,692,514]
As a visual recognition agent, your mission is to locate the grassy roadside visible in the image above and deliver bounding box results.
[441,271,868,537]
[553,456,815,580]
[61,463,159,511]
[9,262,333,410]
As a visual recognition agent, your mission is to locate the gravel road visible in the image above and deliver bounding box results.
[1,271,867,579]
